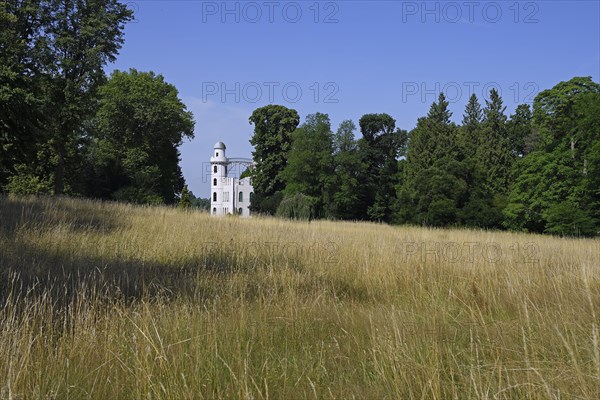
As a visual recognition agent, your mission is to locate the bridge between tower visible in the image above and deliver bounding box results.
[226,157,253,177]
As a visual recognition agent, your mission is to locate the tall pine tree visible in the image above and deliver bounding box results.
[458,93,483,160]
[476,89,512,196]
[398,93,466,226]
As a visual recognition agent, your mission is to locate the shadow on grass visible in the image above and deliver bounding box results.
[0,240,247,309]
[0,196,121,237]
[0,197,245,308]
[0,196,368,316]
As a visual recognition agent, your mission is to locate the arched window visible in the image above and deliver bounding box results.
[249,192,254,202]
[225,165,228,175]
[213,165,217,173]
[216,152,219,157]
[238,208,243,215]
[212,207,216,214]
[213,178,217,186]
[239,192,243,202]
[213,192,217,202]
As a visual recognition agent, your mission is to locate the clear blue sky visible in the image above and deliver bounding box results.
[106,0,600,198]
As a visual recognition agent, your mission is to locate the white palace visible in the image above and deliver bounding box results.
[210,141,254,217]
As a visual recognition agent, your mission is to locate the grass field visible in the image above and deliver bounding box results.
[0,196,599,399]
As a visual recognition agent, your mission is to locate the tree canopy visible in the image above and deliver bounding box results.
[247,77,599,237]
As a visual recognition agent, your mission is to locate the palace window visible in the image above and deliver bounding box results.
[213,192,217,202]
[212,207,216,214]
[239,192,243,202]
[239,208,243,215]
[213,178,217,186]
[213,165,217,173]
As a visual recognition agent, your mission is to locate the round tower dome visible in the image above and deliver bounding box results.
[211,141,228,163]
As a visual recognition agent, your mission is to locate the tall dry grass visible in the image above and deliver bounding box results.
[0,196,599,399]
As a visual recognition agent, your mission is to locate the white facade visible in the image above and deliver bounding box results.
[210,141,254,217]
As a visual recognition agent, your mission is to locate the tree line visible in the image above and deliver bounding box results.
[2,2,598,236]
[248,77,600,237]
[1,0,194,204]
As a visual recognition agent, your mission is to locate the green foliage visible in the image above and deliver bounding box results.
[503,150,582,232]
[504,78,600,236]
[40,0,134,195]
[0,0,133,194]
[506,104,535,157]
[249,191,283,215]
[401,93,463,225]
[459,195,504,228]
[281,113,335,217]
[249,105,300,214]
[276,192,317,220]
[412,159,468,226]
[178,185,193,209]
[584,139,600,222]
[476,89,512,196]
[356,114,407,222]
[462,94,483,128]
[113,186,163,205]
[358,113,396,142]
[405,94,460,187]
[333,120,358,154]
[330,120,364,220]
[6,165,53,196]
[543,201,596,237]
[240,167,253,180]
[458,94,483,160]
[93,69,195,204]
[533,77,600,152]
[2,4,598,244]
[190,196,210,211]
[0,1,45,190]
[427,92,453,124]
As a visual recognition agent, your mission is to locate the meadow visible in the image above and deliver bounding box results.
[0,196,599,399]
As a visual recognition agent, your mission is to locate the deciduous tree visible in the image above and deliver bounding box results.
[248,104,300,214]
[93,69,194,204]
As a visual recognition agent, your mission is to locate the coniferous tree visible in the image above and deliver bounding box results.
[459,89,512,227]
[463,94,483,127]
[404,94,459,185]
[477,89,511,195]
[458,94,483,160]
[398,93,466,226]
[178,185,193,209]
